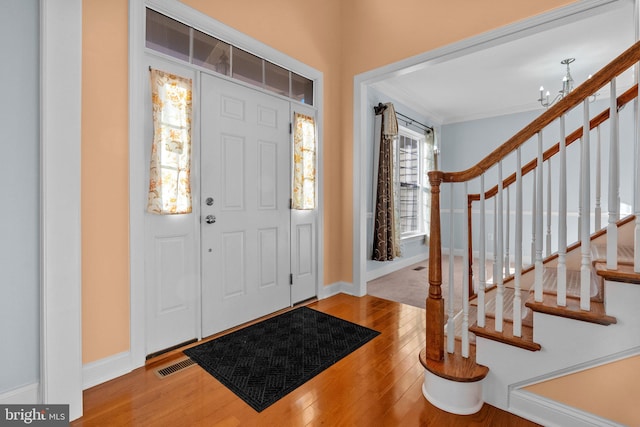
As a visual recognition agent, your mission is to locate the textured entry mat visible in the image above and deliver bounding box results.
[184,306,380,412]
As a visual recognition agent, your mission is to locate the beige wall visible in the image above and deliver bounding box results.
[82,0,130,363]
[525,355,640,426]
[81,0,575,363]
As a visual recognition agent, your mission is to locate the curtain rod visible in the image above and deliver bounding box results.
[374,103,433,133]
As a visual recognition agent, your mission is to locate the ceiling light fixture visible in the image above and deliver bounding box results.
[538,58,575,108]
[538,58,597,108]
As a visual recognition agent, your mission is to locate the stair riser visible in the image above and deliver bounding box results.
[477,280,640,411]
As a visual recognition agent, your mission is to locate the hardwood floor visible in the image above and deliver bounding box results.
[72,294,539,426]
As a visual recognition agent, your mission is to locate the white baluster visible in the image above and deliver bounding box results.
[608,78,619,270]
[634,0,640,272]
[531,169,536,263]
[496,161,504,332]
[447,183,455,354]
[557,115,567,306]
[505,186,510,277]
[633,0,640,273]
[578,143,582,242]
[535,132,544,302]
[595,126,602,230]
[493,197,498,285]
[462,182,470,358]
[514,148,523,338]
[581,99,592,311]
[546,159,552,258]
[478,175,486,328]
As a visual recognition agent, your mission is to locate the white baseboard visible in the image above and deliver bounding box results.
[318,281,356,299]
[366,253,428,282]
[0,383,39,404]
[509,389,625,427]
[82,351,132,390]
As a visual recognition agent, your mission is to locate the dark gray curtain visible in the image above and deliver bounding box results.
[372,103,399,261]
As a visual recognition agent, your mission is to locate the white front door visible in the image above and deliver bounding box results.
[200,74,291,337]
[144,58,199,355]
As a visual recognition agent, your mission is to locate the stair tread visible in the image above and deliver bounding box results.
[542,267,600,300]
[444,305,477,344]
[594,261,640,285]
[419,341,489,383]
[477,287,533,325]
[525,293,617,325]
[591,243,635,264]
[469,317,541,352]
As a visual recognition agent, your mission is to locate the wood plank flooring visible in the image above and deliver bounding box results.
[71,294,539,427]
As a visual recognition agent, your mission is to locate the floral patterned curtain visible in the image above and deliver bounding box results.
[292,113,316,210]
[372,103,401,261]
[147,69,193,215]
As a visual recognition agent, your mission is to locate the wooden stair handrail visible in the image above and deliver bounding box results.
[425,40,640,366]
[463,84,639,295]
[468,84,638,203]
[436,41,640,184]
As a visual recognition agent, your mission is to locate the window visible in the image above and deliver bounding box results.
[147,69,193,215]
[145,8,314,105]
[146,9,190,62]
[394,127,432,237]
[192,29,231,76]
[292,113,316,210]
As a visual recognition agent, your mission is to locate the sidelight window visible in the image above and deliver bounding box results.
[147,69,193,215]
[292,113,316,210]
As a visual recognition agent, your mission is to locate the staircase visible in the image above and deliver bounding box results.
[420,40,640,425]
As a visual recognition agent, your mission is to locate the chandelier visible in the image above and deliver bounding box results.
[537,58,599,108]
[538,58,577,108]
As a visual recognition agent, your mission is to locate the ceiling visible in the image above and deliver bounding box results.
[371,1,636,125]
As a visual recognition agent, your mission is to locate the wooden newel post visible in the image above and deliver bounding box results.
[426,171,444,361]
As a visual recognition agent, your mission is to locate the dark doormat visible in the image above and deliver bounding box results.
[184,306,380,412]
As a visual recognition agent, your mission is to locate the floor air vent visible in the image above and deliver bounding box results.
[154,357,196,379]
[413,266,426,271]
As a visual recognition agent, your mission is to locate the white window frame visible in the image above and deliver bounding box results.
[395,126,427,239]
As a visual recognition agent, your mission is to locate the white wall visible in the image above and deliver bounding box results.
[0,0,40,395]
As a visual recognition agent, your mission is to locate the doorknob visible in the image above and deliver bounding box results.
[205,214,216,224]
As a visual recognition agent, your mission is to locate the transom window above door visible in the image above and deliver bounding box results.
[145,8,314,106]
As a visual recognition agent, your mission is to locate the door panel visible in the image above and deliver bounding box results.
[290,104,318,304]
[144,58,199,355]
[201,74,291,337]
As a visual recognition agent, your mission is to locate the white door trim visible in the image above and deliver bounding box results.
[40,0,83,420]
[352,0,627,297]
[130,0,324,369]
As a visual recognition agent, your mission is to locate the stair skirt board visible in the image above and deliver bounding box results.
[509,390,626,427]
[507,346,640,427]
[422,370,484,415]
